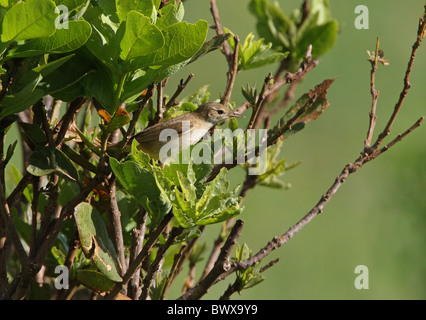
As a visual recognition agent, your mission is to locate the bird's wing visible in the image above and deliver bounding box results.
[133,117,194,143]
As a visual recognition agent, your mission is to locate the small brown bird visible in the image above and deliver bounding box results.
[131,102,244,160]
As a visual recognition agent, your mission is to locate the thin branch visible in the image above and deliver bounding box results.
[219,258,279,300]
[153,81,166,124]
[126,84,155,139]
[372,8,426,149]
[33,101,55,147]
[364,37,380,150]
[105,212,174,300]
[179,219,244,300]
[127,208,148,299]
[54,97,86,147]
[109,178,126,276]
[371,116,424,159]
[166,73,194,108]
[210,0,232,62]
[221,35,239,107]
[201,219,233,279]
[247,73,273,130]
[162,226,204,299]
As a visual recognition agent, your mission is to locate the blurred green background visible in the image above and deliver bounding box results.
[164,0,426,299]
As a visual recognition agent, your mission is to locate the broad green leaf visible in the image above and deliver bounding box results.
[188,33,230,64]
[295,20,339,58]
[76,268,115,293]
[8,20,92,57]
[27,145,79,181]
[1,0,57,42]
[129,19,208,69]
[83,7,121,72]
[119,10,164,61]
[110,158,160,202]
[19,122,48,149]
[164,166,242,228]
[74,203,122,282]
[156,1,184,30]
[116,0,158,22]
[111,157,172,224]
[38,54,96,100]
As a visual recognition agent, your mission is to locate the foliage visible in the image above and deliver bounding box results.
[0,0,349,300]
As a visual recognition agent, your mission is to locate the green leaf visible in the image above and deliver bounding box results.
[74,203,122,282]
[119,10,164,61]
[116,0,159,22]
[156,1,184,30]
[111,157,172,225]
[295,19,338,58]
[1,0,57,42]
[188,33,230,64]
[0,76,44,120]
[105,107,130,133]
[165,166,242,228]
[8,20,92,57]
[129,19,208,69]
[110,158,160,202]
[27,146,79,181]
[19,122,48,149]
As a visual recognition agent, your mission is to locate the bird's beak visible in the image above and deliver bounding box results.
[229,112,244,118]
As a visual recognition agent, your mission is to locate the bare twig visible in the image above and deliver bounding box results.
[371,8,426,149]
[140,226,184,300]
[247,73,273,130]
[105,212,174,300]
[127,208,148,299]
[153,81,166,124]
[221,35,239,107]
[166,74,194,108]
[364,37,380,150]
[126,84,155,139]
[54,97,86,147]
[210,0,232,62]
[179,220,244,300]
[206,13,426,290]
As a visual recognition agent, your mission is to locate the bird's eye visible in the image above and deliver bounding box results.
[217,110,224,114]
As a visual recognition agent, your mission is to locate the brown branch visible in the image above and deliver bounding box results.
[210,14,426,287]
[364,37,380,150]
[163,226,204,298]
[178,219,244,300]
[247,73,273,130]
[126,84,155,139]
[221,35,239,107]
[371,8,426,149]
[105,212,174,300]
[140,226,184,300]
[33,101,55,147]
[127,208,148,299]
[54,97,86,147]
[109,178,126,276]
[153,81,166,124]
[6,171,32,208]
[210,0,232,62]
